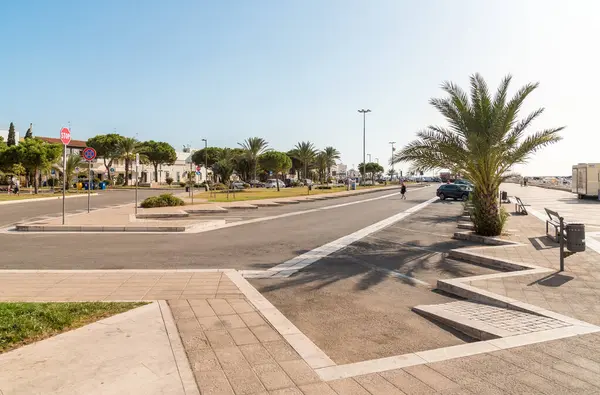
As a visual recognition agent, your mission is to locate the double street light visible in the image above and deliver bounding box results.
[389,141,396,179]
[358,109,371,180]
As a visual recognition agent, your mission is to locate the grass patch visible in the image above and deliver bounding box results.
[192,185,393,202]
[0,302,146,353]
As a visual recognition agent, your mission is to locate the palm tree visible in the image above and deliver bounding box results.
[323,146,340,181]
[315,152,328,183]
[238,137,269,182]
[54,154,84,189]
[292,141,317,181]
[118,137,138,185]
[392,74,563,236]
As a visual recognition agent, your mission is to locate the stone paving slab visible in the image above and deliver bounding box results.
[414,300,571,340]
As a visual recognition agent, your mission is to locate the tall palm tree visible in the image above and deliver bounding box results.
[292,141,317,180]
[392,74,563,236]
[118,137,138,185]
[323,146,340,181]
[238,137,269,182]
[315,152,328,183]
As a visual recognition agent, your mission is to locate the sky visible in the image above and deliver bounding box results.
[1,0,598,176]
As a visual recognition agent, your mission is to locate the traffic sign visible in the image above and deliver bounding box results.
[135,153,140,167]
[110,168,115,173]
[82,147,97,161]
[195,171,201,175]
[196,165,201,171]
[60,127,71,145]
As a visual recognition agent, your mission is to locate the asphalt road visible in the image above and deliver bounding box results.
[0,189,175,227]
[0,186,436,270]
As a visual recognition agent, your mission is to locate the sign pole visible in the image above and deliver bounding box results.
[135,153,139,215]
[62,144,66,225]
[88,160,91,213]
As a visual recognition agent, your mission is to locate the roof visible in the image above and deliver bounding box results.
[36,136,87,148]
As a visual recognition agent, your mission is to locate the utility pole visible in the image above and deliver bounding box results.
[358,109,371,184]
[389,141,396,180]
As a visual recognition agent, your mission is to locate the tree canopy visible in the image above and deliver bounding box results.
[138,140,177,182]
[259,151,292,191]
[86,134,124,180]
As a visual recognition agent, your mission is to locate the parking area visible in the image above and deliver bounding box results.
[251,200,500,364]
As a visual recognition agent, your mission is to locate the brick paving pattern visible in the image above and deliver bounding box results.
[441,300,570,335]
[468,211,600,327]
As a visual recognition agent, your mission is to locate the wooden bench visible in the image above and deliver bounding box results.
[514,196,528,215]
[545,208,566,243]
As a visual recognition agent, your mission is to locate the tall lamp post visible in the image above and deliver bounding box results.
[201,138,208,183]
[389,141,396,180]
[358,109,371,183]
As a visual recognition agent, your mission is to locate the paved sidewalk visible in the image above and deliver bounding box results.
[0,302,196,395]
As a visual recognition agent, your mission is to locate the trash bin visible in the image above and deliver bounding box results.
[185,186,190,192]
[351,181,357,190]
[99,182,106,190]
[77,182,83,190]
[83,181,89,190]
[501,191,508,201]
[565,223,586,252]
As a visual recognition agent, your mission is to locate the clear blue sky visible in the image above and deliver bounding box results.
[1,0,598,176]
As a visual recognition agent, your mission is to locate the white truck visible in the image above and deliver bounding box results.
[572,163,600,199]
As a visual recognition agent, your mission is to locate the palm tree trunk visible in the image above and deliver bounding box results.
[124,160,129,186]
[472,186,503,236]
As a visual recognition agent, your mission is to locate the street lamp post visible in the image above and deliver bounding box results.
[358,109,371,183]
[201,138,208,183]
[389,141,396,180]
[367,154,372,163]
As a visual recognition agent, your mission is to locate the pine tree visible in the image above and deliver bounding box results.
[25,123,32,139]
[7,122,16,146]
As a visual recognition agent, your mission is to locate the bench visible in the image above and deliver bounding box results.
[514,196,528,215]
[545,208,566,243]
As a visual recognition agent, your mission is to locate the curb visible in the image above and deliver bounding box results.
[158,301,201,395]
[0,193,99,206]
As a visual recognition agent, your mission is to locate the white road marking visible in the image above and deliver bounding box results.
[0,187,429,235]
[243,196,440,278]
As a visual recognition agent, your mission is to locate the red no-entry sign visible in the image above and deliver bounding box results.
[60,127,71,145]
[196,165,201,171]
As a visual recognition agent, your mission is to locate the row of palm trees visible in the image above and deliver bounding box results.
[236,138,341,183]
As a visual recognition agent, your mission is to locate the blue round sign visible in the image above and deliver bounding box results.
[83,147,97,161]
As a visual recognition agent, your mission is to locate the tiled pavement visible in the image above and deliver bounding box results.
[3,207,600,393]
[468,210,600,326]
[170,296,600,395]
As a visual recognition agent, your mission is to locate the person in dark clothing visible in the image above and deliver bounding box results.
[400,182,407,199]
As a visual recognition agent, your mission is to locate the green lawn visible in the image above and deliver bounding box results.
[192,185,392,202]
[0,302,146,353]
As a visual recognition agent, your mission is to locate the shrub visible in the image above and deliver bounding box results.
[46,178,57,187]
[140,193,185,208]
[243,183,250,188]
[178,181,186,187]
[165,177,174,185]
[315,185,332,190]
[212,183,226,190]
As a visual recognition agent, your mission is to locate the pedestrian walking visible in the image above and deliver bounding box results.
[400,182,407,199]
[13,178,20,195]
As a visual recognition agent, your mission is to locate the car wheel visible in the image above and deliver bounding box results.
[453,197,458,201]
[461,194,469,201]
[439,193,445,200]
